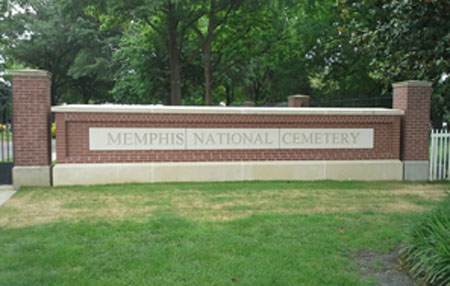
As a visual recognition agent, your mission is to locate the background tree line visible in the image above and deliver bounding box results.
[0,0,448,126]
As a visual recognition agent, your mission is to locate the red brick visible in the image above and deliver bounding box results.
[393,84,431,161]
[55,112,402,163]
[12,73,52,166]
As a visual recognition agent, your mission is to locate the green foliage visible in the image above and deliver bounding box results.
[342,0,449,85]
[1,0,449,113]
[0,77,12,128]
[0,130,13,142]
[51,123,56,139]
[1,0,119,104]
[111,25,169,104]
[400,196,450,286]
[336,0,450,121]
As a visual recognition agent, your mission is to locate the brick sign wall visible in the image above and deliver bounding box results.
[54,108,401,164]
[10,69,432,186]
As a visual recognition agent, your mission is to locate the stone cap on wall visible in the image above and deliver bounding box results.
[9,69,52,78]
[52,104,405,116]
[392,80,432,87]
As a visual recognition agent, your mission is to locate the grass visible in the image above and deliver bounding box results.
[400,197,450,286]
[0,181,449,286]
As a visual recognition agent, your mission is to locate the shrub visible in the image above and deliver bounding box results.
[51,123,56,138]
[400,196,450,286]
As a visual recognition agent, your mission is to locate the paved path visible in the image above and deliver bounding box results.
[0,185,15,206]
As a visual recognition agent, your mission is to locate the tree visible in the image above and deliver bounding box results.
[111,24,170,104]
[195,0,304,105]
[1,0,118,104]
[281,0,383,107]
[99,0,205,105]
[339,0,449,85]
[191,0,258,105]
[338,0,450,123]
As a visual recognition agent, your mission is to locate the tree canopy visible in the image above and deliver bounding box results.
[0,0,448,123]
[338,0,449,125]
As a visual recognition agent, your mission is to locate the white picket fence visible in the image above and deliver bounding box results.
[429,129,450,180]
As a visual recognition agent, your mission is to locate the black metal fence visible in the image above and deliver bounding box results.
[310,95,393,108]
[0,92,13,184]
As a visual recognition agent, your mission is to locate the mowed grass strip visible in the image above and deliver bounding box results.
[0,181,448,286]
[0,181,447,226]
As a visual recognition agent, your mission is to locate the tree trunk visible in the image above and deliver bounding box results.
[50,76,58,105]
[203,0,216,106]
[168,34,182,105]
[225,85,234,105]
[167,4,182,105]
[264,71,274,105]
[203,42,213,105]
[82,87,91,104]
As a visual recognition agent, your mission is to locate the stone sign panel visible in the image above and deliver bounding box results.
[89,128,374,150]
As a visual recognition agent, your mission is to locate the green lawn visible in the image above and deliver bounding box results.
[0,181,448,286]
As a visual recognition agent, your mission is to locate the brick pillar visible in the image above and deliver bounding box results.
[11,69,52,188]
[392,80,432,181]
[288,95,310,107]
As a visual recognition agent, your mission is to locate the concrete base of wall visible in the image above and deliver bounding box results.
[13,166,52,189]
[53,160,403,186]
[403,160,429,181]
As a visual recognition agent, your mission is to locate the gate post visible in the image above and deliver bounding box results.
[393,80,432,181]
[11,69,52,188]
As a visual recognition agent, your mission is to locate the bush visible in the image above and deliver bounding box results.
[400,196,450,286]
[51,123,56,138]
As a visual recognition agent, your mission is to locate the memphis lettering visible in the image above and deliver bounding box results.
[89,128,373,150]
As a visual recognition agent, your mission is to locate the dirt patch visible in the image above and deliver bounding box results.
[0,193,158,227]
[393,185,449,201]
[378,202,426,213]
[355,248,418,286]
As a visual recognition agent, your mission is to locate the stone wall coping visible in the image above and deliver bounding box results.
[10,69,52,78]
[392,80,433,87]
[51,104,405,116]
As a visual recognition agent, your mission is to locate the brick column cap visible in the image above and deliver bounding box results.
[392,80,432,88]
[10,69,52,78]
[288,95,310,99]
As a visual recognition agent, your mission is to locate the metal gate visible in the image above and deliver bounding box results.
[0,91,13,184]
[429,129,450,181]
